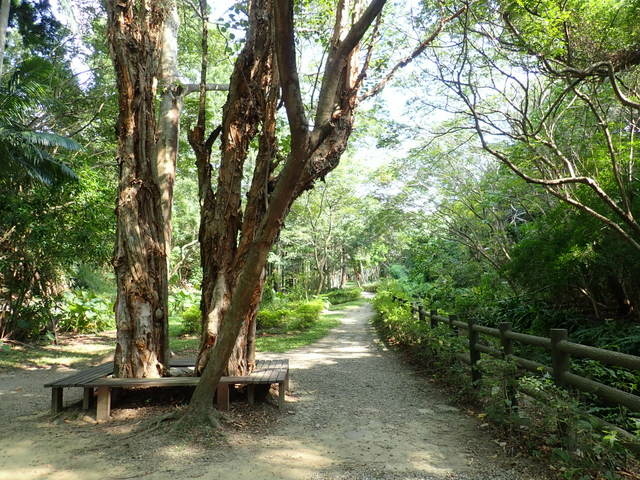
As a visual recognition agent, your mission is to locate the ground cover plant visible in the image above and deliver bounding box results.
[324,287,363,306]
[372,280,640,479]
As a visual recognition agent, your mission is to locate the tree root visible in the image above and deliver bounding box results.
[120,411,181,440]
[119,406,226,441]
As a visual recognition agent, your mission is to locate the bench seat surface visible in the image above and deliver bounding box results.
[46,358,288,389]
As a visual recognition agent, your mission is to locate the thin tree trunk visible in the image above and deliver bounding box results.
[0,0,9,77]
[155,0,180,363]
[106,0,169,378]
[339,247,346,288]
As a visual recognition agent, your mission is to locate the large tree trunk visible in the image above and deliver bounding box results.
[106,0,169,378]
[183,0,387,421]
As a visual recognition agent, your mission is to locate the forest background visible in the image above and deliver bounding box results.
[1,0,639,458]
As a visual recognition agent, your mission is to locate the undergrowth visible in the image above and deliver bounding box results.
[372,280,640,480]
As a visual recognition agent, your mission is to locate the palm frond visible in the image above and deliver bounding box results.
[19,131,81,151]
[0,58,79,186]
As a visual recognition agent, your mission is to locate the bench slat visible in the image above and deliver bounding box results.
[87,377,201,388]
[44,363,114,387]
[46,357,289,389]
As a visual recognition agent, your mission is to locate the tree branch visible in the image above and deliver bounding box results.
[360,6,467,101]
[273,0,309,157]
[183,83,229,95]
[314,0,387,127]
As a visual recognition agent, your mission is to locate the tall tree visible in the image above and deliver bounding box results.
[184,0,461,421]
[0,0,9,76]
[106,0,170,378]
[189,0,277,376]
[437,0,640,251]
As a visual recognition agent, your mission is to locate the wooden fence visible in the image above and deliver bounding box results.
[390,297,640,418]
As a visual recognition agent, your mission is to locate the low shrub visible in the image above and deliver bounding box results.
[372,279,640,479]
[257,299,324,333]
[169,288,199,316]
[362,282,378,293]
[57,290,115,333]
[180,305,201,335]
[372,282,471,396]
[325,287,362,305]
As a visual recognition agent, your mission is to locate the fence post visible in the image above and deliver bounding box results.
[499,322,518,411]
[449,314,459,335]
[418,305,426,323]
[550,328,569,387]
[430,309,438,328]
[550,328,573,447]
[468,318,481,386]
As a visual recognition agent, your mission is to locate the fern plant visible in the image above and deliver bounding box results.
[0,58,79,185]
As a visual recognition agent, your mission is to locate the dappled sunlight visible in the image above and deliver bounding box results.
[239,301,483,479]
[0,299,535,480]
[0,438,119,480]
[155,442,207,462]
[201,426,475,479]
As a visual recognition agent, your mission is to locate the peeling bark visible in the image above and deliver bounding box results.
[189,0,276,377]
[186,0,385,418]
[106,0,169,378]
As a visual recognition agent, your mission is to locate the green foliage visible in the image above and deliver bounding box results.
[517,376,637,479]
[325,287,362,305]
[255,314,340,353]
[169,288,199,316]
[57,290,114,333]
[373,283,639,478]
[0,58,80,186]
[478,357,520,424]
[272,157,387,297]
[180,305,201,336]
[362,282,378,293]
[256,298,325,333]
[372,280,472,396]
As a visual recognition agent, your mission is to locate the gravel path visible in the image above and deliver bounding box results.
[0,299,549,480]
[205,299,548,479]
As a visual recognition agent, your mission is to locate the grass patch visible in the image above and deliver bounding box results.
[0,337,113,371]
[328,297,368,310]
[0,300,365,369]
[255,312,340,353]
[169,316,199,356]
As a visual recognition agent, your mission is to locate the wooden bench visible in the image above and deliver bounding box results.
[44,362,114,413]
[45,358,289,422]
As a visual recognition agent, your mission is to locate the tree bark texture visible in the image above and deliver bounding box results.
[106,0,169,378]
[156,0,180,266]
[190,0,277,377]
[0,0,9,77]
[186,0,385,417]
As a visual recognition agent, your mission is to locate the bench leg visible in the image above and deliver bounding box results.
[284,372,290,392]
[247,384,255,406]
[96,386,111,422]
[278,381,285,408]
[82,387,94,410]
[217,383,230,411]
[51,387,63,414]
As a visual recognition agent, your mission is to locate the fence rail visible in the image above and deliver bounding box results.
[397,297,640,414]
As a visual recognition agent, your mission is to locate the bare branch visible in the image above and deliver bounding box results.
[183,83,230,94]
[273,0,310,156]
[360,6,467,101]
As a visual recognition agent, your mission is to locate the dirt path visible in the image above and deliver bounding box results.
[0,300,548,480]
